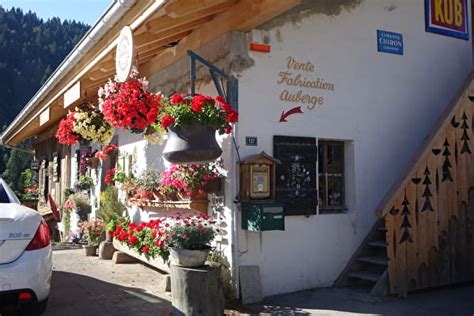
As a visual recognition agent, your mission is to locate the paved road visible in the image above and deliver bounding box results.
[45,248,172,316]
[45,248,474,316]
[233,284,474,316]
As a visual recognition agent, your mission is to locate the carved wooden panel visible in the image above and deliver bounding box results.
[383,93,474,296]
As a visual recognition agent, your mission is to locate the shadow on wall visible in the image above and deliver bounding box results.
[144,141,167,171]
[44,271,171,316]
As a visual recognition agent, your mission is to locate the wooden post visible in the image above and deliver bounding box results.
[171,264,225,316]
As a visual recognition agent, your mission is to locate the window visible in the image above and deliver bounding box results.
[274,136,347,216]
[318,140,345,213]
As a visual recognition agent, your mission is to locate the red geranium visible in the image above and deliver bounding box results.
[104,168,116,185]
[56,111,79,145]
[99,70,160,133]
[161,114,175,129]
[171,93,184,104]
[158,93,238,135]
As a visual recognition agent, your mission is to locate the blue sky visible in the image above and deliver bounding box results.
[0,0,113,25]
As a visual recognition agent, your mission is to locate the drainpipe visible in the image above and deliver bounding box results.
[1,0,137,143]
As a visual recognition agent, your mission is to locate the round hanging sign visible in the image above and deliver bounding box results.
[115,26,135,83]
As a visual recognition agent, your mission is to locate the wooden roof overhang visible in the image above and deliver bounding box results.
[2,0,300,145]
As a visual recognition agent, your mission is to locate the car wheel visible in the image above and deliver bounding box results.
[20,298,48,316]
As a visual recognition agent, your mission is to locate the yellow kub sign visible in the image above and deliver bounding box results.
[425,0,469,40]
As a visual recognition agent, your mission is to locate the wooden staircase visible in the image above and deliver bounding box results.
[337,73,474,297]
[334,218,389,296]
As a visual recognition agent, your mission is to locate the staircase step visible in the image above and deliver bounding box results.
[368,240,387,248]
[347,271,381,282]
[357,256,388,266]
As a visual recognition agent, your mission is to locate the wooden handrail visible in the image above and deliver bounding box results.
[376,72,474,217]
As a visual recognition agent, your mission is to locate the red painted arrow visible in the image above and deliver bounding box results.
[279,106,304,122]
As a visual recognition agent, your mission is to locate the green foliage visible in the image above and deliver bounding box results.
[62,209,71,240]
[1,148,32,192]
[77,175,93,190]
[135,169,161,192]
[0,7,88,188]
[208,250,234,303]
[0,7,89,127]
[63,187,75,200]
[70,192,91,220]
[21,168,32,188]
[166,225,215,251]
[97,186,125,227]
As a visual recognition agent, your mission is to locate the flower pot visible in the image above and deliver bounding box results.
[169,247,210,267]
[88,157,100,169]
[84,245,98,256]
[163,125,222,164]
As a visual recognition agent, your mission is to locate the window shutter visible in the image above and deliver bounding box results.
[273,135,317,216]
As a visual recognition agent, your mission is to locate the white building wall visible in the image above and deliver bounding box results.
[235,0,472,297]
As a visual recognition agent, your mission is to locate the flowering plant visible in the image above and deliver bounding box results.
[80,219,105,246]
[95,143,118,161]
[104,168,116,185]
[99,68,160,133]
[73,102,114,145]
[128,169,162,202]
[158,93,238,134]
[80,148,97,175]
[22,185,40,200]
[113,212,216,260]
[63,198,75,211]
[159,162,221,197]
[56,111,80,145]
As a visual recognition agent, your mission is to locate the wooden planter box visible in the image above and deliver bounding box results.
[112,238,170,273]
[128,199,209,214]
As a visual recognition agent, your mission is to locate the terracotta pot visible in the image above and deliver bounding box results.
[84,245,98,256]
[163,125,222,164]
[169,247,210,267]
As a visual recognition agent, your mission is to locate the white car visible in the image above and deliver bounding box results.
[0,179,52,315]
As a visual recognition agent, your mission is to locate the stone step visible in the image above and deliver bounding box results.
[357,256,388,266]
[347,271,381,283]
[368,240,387,248]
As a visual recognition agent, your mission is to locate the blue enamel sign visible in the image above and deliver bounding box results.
[377,30,403,55]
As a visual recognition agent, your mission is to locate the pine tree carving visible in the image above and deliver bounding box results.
[461,111,471,155]
[421,166,433,212]
[400,192,413,244]
[442,138,453,182]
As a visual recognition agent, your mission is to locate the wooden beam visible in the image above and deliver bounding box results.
[164,0,233,18]
[135,16,213,48]
[140,0,301,77]
[145,0,236,33]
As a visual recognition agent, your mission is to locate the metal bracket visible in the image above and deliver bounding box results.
[187,50,238,111]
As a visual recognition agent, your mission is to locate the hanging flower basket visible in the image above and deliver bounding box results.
[55,102,114,146]
[99,67,160,134]
[158,93,238,164]
[163,125,222,163]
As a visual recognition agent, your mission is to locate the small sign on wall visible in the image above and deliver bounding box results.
[245,136,258,146]
[425,0,469,40]
[377,30,403,55]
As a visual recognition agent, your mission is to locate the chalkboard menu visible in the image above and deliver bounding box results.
[273,135,317,216]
